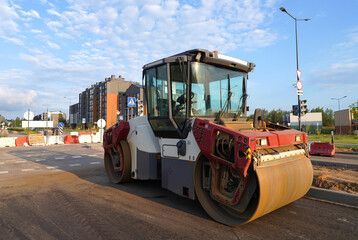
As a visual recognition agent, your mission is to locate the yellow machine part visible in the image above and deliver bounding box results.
[194,154,313,226]
[247,155,313,223]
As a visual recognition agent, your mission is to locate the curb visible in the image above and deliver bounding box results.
[306,187,358,207]
[311,160,358,169]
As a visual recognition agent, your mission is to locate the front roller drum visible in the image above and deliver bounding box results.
[104,140,131,183]
[194,155,313,226]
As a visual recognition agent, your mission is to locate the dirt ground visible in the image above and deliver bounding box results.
[313,165,358,194]
[337,147,358,152]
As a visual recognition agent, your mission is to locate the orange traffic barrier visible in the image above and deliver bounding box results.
[79,132,93,136]
[64,135,79,144]
[15,137,28,146]
[310,142,335,157]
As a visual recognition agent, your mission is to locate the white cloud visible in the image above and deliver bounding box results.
[19,10,40,19]
[0,87,37,105]
[0,0,19,35]
[47,8,61,17]
[46,40,60,49]
[47,21,63,31]
[30,29,43,34]
[1,0,282,118]
[1,36,24,45]
[311,62,358,89]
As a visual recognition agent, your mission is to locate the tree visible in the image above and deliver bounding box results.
[265,109,290,124]
[14,117,21,127]
[58,114,66,125]
[310,107,334,127]
[246,109,289,124]
[350,100,358,119]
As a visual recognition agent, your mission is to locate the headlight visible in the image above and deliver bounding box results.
[295,135,302,142]
[256,137,268,146]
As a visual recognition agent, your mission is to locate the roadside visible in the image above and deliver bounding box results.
[312,165,358,195]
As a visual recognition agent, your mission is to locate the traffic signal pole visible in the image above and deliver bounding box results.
[280,7,310,132]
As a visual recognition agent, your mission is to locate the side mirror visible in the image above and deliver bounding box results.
[253,108,262,128]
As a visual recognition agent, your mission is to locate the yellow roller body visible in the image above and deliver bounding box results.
[246,155,313,223]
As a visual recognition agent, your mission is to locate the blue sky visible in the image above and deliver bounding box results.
[0,0,357,120]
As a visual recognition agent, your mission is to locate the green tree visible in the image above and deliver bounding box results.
[310,107,334,126]
[247,109,289,124]
[14,117,21,127]
[350,100,358,119]
[58,114,66,125]
[265,109,290,124]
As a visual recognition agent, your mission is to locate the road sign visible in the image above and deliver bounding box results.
[296,90,303,96]
[59,122,64,128]
[97,119,106,128]
[297,70,302,80]
[82,118,86,123]
[24,111,34,120]
[128,97,136,107]
[296,80,303,90]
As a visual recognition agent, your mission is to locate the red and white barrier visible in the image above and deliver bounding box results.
[64,135,79,144]
[309,142,335,157]
[15,137,28,146]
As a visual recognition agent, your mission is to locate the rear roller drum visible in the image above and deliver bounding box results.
[104,140,131,183]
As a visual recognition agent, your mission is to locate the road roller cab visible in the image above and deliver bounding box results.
[103,49,313,226]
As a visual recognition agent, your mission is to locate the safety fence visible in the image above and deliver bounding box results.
[0,132,103,148]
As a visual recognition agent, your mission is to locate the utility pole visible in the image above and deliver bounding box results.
[280,7,310,131]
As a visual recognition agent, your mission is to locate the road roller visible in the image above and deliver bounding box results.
[103,49,313,226]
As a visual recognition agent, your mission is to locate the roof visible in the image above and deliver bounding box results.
[142,49,255,73]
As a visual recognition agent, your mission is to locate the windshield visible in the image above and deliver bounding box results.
[190,62,246,118]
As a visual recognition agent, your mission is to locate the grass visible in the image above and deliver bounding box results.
[308,134,358,144]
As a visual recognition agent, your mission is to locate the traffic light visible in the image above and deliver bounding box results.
[300,100,307,115]
[292,105,299,116]
[137,100,144,116]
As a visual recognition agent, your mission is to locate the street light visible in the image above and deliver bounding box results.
[331,96,347,135]
[64,96,76,129]
[280,7,310,132]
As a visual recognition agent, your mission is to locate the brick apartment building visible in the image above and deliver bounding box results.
[72,75,140,128]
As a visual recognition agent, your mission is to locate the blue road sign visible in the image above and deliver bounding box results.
[128,97,136,107]
[59,122,64,128]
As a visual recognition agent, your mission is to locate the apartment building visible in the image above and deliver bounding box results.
[78,75,138,128]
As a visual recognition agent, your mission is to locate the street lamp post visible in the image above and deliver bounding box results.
[280,7,310,131]
[331,96,347,135]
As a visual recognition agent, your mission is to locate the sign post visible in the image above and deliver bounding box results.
[59,122,64,135]
[127,97,136,120]
[24,110,34,143]
[97,119,106,144]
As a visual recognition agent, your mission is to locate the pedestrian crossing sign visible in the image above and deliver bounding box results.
[128,97,136,107]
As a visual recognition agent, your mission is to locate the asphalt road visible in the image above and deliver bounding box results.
[0,144,357,240]
[311,152,358,168]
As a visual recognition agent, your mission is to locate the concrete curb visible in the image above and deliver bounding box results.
[306,187,358,207]
[311,160,358,169]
